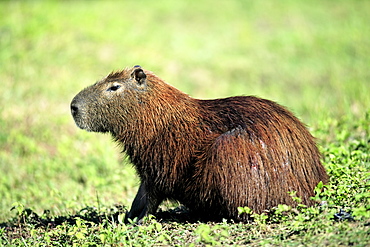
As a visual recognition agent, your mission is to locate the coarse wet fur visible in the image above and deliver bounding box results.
[70,66,328,223]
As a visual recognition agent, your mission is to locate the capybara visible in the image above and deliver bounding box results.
[70,65,328,222]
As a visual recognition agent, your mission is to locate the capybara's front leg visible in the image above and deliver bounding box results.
[125,182,161,224]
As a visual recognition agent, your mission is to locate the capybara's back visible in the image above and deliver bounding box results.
[71,66,328,222]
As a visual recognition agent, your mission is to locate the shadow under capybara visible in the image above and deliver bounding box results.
[70,65,328,222]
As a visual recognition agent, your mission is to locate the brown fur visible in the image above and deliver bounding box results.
[71,66,328,222]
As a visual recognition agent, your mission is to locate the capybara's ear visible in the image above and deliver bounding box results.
[131,65,147,85]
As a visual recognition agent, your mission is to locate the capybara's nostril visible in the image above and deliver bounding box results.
[71,104,79,117]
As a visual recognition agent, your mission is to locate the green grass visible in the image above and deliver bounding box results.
[0,0,369,246]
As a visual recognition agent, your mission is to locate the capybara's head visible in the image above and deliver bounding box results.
[70,66,148,133]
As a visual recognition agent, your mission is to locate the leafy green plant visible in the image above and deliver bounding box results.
[194,223,229,245]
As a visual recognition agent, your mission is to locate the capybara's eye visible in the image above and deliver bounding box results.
[107,85,121,92]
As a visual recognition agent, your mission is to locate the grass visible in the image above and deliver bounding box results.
[0,0,369,246]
